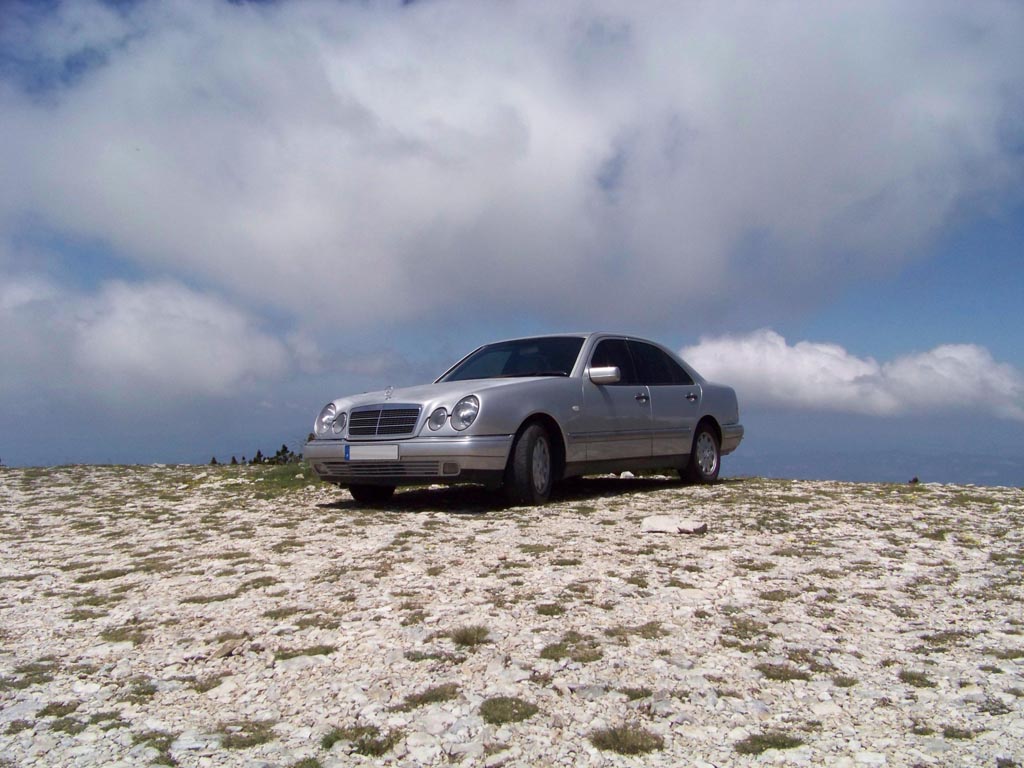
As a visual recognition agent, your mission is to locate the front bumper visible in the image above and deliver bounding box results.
[305,435,514,487]
[720,423,744,455]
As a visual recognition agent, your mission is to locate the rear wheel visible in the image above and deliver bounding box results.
[348,484,396,504]
[505,423,554,506]
[683,424,720,484]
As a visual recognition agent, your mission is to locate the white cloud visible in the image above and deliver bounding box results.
[682,329,1024,421]
[0,275,290,401]
[74,281,290,398]
[0,0,1021,330]
[0,275,59,312]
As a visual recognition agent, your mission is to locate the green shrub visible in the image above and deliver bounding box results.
[479,696,538,724]
[589,725,663,755]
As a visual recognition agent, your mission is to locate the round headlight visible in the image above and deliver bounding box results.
[428,407,448,431]
[331,412,347,434]
[451,396,479,431]
[315,403,336,436]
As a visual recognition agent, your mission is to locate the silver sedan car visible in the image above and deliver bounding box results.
[306,333,743,505]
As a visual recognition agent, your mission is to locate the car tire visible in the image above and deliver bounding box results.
[348,484,396,504]
[683,424,720,484]
[505,423,554,506]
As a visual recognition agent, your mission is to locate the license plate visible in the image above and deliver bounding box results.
[345,444,399,461]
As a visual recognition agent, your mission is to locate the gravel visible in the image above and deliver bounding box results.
[1,464,1022,767]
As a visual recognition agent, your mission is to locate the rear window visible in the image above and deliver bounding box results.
[629,341,694,385]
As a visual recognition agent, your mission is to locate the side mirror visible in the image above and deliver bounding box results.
[588,366,621,385]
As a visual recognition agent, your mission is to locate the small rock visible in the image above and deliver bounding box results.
[728,726,751,742]
[855,752,886,765]
[649,699,678,718]
[406,732,441,763]
[640,515,708,534]
[812,701,841,717]
[211,638,246,659]
[171,731,216,751]
[919,739,952,755]
[573,685,608,701]
[275,654,327,671]
[449,741,485,760]
[484,750,511,768]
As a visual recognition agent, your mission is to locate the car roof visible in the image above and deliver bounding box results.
[481,332,644,344]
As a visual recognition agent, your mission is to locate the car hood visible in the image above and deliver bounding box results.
[332,377,555,410]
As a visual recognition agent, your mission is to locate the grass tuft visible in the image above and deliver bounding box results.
[321,724,401,756]
[755,663,811,682]
[449,624,490,647]
[275,645,336,661]
[899,669,936,688]
[942,725,978,740]
[536,602,566,616]
[479,696,539,724]
[589,724,664,755]
[734,730,804,755]
[540,631,603,663]
[38,701,80,718]
[133,729,177,765]
[219,719,276,749]
[618,686,652,700]
[394,683,459,711]
[604,621,668,642]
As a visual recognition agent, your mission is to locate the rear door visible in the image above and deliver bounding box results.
[579,338,653,461]
[629,340,700,458]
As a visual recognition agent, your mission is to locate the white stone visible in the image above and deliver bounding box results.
[812,701,842,716]
[855,752,886,765]
[275,654,327,672]
[405,732,441,763]
[640,515,708,534]
[449,741,485,759]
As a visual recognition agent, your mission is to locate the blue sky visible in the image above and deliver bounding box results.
[1,0,1022,486]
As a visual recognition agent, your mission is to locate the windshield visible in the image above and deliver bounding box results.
[438,336,585,382]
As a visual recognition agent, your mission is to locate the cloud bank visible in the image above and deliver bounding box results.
[0,276,289,402]
[1,0,1022,333]
[682,329,1024,421]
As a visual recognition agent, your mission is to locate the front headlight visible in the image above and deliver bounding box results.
[428,407,448,431]
[315,403,336,437]
[331,412,347,434]
[451,395,479,431]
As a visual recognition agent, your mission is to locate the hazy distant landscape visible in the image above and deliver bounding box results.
[729,447,1024,489]
[1,464,1021,767]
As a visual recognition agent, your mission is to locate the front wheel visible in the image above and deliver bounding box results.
[682,424,720,484]
[505,423,554,506]
[348,484,396,504]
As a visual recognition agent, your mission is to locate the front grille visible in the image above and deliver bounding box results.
[321,460,441,478]
[348,405,421,437]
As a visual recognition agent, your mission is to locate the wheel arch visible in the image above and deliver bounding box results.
[694,415,722,448]
[510,413,567,482]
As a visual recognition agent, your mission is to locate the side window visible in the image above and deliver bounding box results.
[589,339,638,385]
[630,341,694,386]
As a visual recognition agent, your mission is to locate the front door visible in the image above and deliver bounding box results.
[579,338,653,461]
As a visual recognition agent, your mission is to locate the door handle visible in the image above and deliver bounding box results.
[635,392,649,404]
[686,393,698,402]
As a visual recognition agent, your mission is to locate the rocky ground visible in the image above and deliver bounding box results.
[0,464,1022,768]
